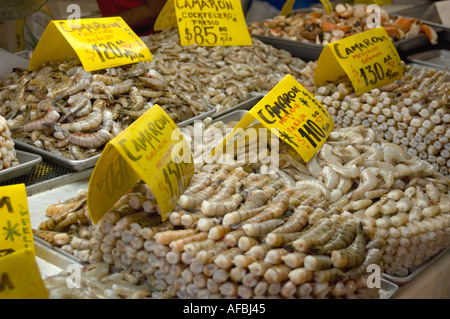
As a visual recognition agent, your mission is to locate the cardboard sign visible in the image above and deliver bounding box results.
[29,17,152,71]
[0,184,34,255]
[0,248,49,299]
[214,75,334,163]
[314,27,403,95]
[88,105,194,224]
[155,0,252,46]
[154,0,178,31]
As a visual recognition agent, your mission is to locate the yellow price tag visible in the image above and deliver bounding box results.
[0,184,34,256]
[281,0,296,16]
[154,0,177,31]
[314,27,403,95]
[88,105,194,224]
[214,75,334,163]
[320,0,333,14]
[175,0,252,46]
[0,248,49,299]
[29,17,152,72]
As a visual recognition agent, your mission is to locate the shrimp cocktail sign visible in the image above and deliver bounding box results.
[214,74,334,163]
[314,27,403,95]
[0,184,48,298]
[154,0,252,46]
[88,105,194,224]
[29,17,152,72]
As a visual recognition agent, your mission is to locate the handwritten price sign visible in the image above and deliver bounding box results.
[155,0,252,46]
[0,184,34,255]
[29,17,152,71]
[214,75,334,163]
[314,27,403,95]
[88,105,194,224]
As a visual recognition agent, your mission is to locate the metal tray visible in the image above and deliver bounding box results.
[212,95,263,119]
[28,174,91,271]
[0,150,42,182]
[380,278,399,299]
[383,246,450,286]
[14,139,100,172]
[407,49,450,70]
[213,109,254,126]
[255,33,432,61]
[34,236,83,277]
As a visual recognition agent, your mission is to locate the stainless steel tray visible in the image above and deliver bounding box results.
[14,140,100,172]
[0,150,42,182]
[34,236,83,273]
[255,33,432,61]
[380,278,399,299]
[214,109,254,125]
[383,246,450,286]
[254,34,323,61]
[29,174,91,270]
[212,95,263,119]
[407,49,450,70]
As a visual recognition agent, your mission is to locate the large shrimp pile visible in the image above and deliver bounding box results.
[0,32,309,160]
[37,121,450,298]
[248,4,438,45]
[308,63,450,176]
[0,57,212,160]
[144,28,309,113]
[0,115,19,170]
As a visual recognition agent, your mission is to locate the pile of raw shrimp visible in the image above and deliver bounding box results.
[37,119,449,299]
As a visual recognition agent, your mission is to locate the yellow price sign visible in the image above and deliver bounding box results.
[214,75,334,163]
[314,27,403,95]
[280,0,296,16]
[88,105,194,224]
[320,0,334,14]
[0,184,34,256]
[29,17,152,72]
[0,248,49,299]
[174,0,252,46]
[154,0,177,31]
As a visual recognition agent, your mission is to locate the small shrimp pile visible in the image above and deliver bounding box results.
[311,63,450,176]
[0,115,19,170]
[33,189,95,262]
[248,4,438,45]
[144,28,309,113]
[44,263,152,299]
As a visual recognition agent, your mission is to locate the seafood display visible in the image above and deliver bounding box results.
[36,117,449,298]
[0,30,310,161]
[248,4,438,45]
[0,115,19,170]
[143,28,309,113]
[309,62,450,176]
